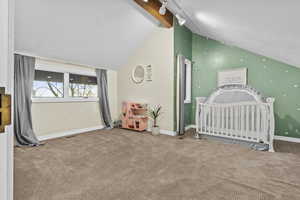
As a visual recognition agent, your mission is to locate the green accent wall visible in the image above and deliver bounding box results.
[174,22,300,138]
[174,20,192,129]
[192,34,300,138]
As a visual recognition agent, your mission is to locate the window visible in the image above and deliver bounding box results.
[184,59,192,104]
[32,68,99,102]
[33,70,64,98]
[69,74,97,98]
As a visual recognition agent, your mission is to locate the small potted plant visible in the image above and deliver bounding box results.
[148,105,162,135]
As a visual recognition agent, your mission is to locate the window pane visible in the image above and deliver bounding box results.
[69,74,98,97]
[33,70,64,98]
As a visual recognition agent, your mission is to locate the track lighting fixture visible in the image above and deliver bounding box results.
[159,0,168,15]
[176,14,186,26]
[140,0,186,26]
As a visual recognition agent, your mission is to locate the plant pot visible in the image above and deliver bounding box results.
[152,126,160,135]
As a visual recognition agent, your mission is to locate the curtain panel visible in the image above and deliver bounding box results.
[96,69,112,128]
[14,54,40,146]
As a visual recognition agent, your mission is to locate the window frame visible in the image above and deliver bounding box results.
[32,64,99,103]
[184,58,192,104]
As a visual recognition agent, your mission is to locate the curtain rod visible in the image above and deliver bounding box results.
[14,51,112,71]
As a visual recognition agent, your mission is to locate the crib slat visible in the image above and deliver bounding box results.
[235,105,238,137]
[245,105,250,139]
[256,105,260,142]
[203,104,205,133]
[220,105,223,135]
[197,104,200,133]
[234,105,239,136]
[262,104,267,142]
[228,106,230,136]
[204,104,207,134]
[202,104,205,133]
[219,105,222,135]
[230,106,233,133]
[223,106,226,136]
[223,106,227,135]
[216,105,219,135]
[211,105,214,135]
[226,106,229,136]
[262,104,266,142]
[208,105,211,135]
[211,106,216,135]
[240,105,243,138]
[251,105,255,138]
[198,104,201,132]
[200,104,205,132]
[211,106,213,134]
[223,106,226,135]
[206,104,208,134]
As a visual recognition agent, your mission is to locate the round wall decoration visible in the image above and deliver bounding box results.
[132,65,145,84]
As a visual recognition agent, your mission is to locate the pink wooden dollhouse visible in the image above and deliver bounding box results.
[121,102,148,131]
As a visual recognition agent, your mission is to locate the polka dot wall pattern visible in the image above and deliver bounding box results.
[175,25,300,138]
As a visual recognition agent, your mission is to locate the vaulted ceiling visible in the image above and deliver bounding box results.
[15,0,300,69]
[15,0,156,69]
[168,0,300,68]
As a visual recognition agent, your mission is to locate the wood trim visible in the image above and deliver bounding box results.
[0,87,11,133]
[134,0,173,28]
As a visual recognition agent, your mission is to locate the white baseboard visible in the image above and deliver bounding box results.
[37,125,105,141]
[147,128,177,136]
[274,136,300,143]
[185,124,196,131]
[159,129,177,136]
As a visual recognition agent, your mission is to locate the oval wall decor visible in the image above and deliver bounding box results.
[132,65,145,84]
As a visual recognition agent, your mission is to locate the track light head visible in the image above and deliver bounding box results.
[159,0,168,15]
[176,14,186,26]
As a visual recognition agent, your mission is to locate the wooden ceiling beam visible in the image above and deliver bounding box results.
[134,0,173,28]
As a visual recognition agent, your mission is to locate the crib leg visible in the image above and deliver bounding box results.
[269,142,275,152]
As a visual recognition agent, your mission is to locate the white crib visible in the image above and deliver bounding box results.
[195,85,275,152]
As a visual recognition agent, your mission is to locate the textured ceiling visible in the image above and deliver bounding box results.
[168,0,300,68]
[15,0,157,69]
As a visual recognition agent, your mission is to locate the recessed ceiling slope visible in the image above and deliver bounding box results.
[15,0,156,69]
[169,0,300,68]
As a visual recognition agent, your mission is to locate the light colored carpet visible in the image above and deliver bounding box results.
[14,128,300,200]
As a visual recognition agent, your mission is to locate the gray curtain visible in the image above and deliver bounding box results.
[14,54,40,146]
[96,69,112,128]
[176,54,186,135]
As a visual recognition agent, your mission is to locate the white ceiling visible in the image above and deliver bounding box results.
[169,0,300,68]
[15,0,157,70]
[16,0,300,69]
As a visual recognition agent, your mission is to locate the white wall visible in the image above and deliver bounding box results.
[32,102,103,136]
[118,27,174,132]
[0,0,14,199]
[32,59,118,137]
[15,0,156,69]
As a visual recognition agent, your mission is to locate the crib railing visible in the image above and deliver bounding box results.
[196,98,275,152]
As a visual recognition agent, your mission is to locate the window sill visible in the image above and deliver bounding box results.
[32,98,99,103]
